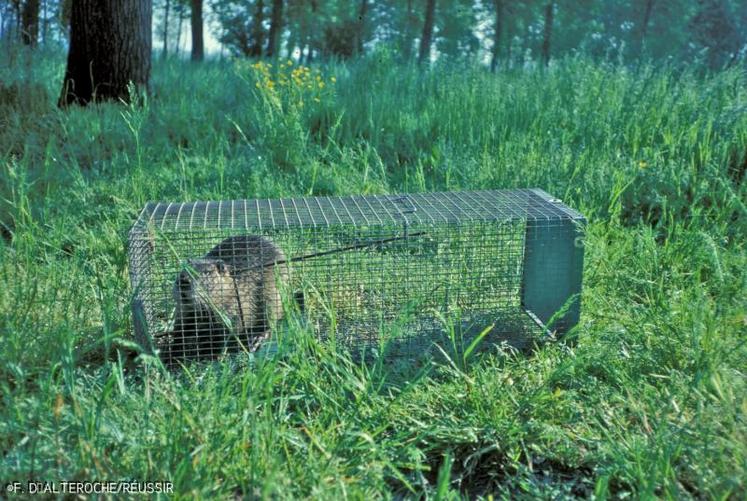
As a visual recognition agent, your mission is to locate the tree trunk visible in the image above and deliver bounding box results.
[306,0,318,63]
[13,1,21,41]
[0,5,5,41]
[21,0,39,46]
[418,0,436,64]
[541,1,554,67]
[490,0,503,72]
[356,0,368,55]
[0,4,5,40]
[401,0,414,59]
[190,0,203,61]
[506,22,513,68]
[162,0,170,58]
[639,0,655,51]
[175,2,184,56]
[266,0,283,58]
[60,0,72,38]
[58,0,152,107]
[42,0,47,44]
[1,2,17,42]
[249,0,264,57]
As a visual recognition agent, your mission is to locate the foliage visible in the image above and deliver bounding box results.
[320,18,360,58]
[3,0,746,68]
[0,50,745,497]
[207,0,744,68]
[688,0,743,68]
[210,0,262,56]
[436,0,480,59]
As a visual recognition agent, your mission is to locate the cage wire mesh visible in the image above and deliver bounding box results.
[128,189,585,364]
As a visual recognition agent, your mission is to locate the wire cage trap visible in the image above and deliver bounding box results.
[128,189,586,364]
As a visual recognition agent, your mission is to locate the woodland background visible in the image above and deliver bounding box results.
[0,0,745,498]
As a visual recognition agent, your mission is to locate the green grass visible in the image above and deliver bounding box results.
[1,47,746,498]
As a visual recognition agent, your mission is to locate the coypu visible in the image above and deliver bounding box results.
[167,232,427,361]
[171,235,290,359]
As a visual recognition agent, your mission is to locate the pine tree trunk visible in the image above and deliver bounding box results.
[21,0,39,46]
[266,0,283,58]
[418,0,436,64]
[58,0,152,107]
[162,0,170,58]
[249,0,264,57]
[541,1,554,67]
[490,0,503,72]
[190,0,203,61]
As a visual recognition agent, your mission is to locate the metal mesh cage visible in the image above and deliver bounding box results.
[128,189,586,364]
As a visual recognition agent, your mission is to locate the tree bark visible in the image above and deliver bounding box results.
[541,1,554,67]
[190,0,203,61]
[418,0,436,64]
[266,0,283,58]
[162,0,170,58]
[58,0,152,107]
[490,0,503,72]
[21,0,39,46]
[249,0,264,57]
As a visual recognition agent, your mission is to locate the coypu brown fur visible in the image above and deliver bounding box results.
[171,235,289,359]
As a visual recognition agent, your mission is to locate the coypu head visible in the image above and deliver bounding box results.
[174,258,238,316]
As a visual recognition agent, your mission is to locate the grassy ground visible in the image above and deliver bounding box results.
[1,47,746,498]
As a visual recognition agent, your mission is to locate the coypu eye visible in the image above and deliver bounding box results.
[215,260,227,273]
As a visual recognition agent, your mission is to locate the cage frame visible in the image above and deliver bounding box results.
[128,188,586,362]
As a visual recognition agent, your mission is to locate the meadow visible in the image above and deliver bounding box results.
[0,48,746,498]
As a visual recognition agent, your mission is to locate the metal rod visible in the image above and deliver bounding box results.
[265,231,428,267]
[523,308,554,339]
